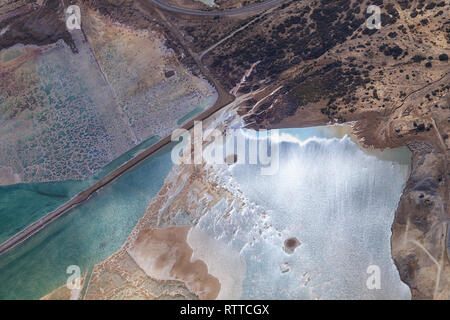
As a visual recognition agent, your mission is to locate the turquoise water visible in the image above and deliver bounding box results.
[0,124,414,300]
[0,181,83,244]
[177,107,203,126]
[0,135,159,244]
[0,142,174,299]
[177,96,216,126]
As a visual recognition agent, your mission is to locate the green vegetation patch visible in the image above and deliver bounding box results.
[2,48,23,63]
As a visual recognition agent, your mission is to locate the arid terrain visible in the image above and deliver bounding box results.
[0,0,448,300]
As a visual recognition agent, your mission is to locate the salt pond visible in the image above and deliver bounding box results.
[0,135,160,244]
[188,125,412,299]
[0,142,174,299]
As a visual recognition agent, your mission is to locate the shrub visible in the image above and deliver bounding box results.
[438,53,448,61]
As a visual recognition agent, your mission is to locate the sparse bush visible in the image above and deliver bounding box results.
[438,54,448,61]
[412,54,426,63]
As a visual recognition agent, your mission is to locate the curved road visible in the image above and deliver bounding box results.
[151,0,287,16]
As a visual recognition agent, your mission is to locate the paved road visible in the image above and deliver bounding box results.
[0,3,238,256]
[0,91,235,256]
[151,0,286,16]
[0,0,286,256]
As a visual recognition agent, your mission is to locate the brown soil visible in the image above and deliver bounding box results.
[0,0,76,52]
[284,237,301,254]
[129,226,221,300]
